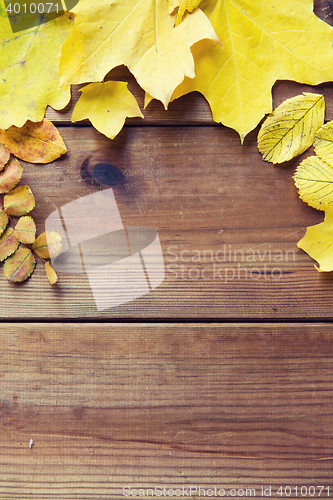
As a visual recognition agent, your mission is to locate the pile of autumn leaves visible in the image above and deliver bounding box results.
[0,119,66,284]
[2,0,333,142]
[258,92,333,272]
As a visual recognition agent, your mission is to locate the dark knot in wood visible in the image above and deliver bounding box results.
[81,159,125,187]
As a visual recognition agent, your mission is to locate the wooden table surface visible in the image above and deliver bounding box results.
[2,2,333,498]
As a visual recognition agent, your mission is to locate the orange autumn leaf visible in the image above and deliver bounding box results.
[0,158,23,194]
[0,227,19,262]
[4,185,35,216]
[0,119,67,164]
[3,247,36,282]
[0,143,10,172]
[14,216,36,244]
[45,261,58,284]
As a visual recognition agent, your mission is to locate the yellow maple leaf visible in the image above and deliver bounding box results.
[59,0,220,108]
[293,156,333,211]
[258,93,324,164]
[171,0,333,142]
[0,5,74,130]
[314,121,333,166]
[168,0,180,13]
[170,0,203,27]
[72,81,143,139]
[298,204,333,272]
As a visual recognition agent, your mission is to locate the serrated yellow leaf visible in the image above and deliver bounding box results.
[293,156,333,211]
[168,0,179,14]
[0,119,67,164]
[144,93,154,110]
[0,143,10,171]
[72,81,143,139]
[0,209,8,236]
[173,0,202,26]
[0,8,74,130]
[14,216,36,244]
[4,185,35,216]
[0,158,23,193]
[258,93,325,164]
[0,227,19,262]
[45,261,58,285]
[314,121,333,166]
[32,231,63,259]
[171,0,333,141]
[59,0,220,108]
[297,204,333,272]
[3,247,36,282]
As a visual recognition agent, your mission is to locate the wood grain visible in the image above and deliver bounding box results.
[2,125,333,320]
[45,74,333,128]
[3,2,333,498]
[0,322,332,499]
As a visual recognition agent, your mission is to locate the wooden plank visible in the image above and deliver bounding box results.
[45,0,333,127]
[45,77,333,128]
[0,322,332,499]
[45,66,216,126]
[2,125,333,320]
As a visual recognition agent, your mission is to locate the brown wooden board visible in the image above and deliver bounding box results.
[1,125,332,320]
[0,322,332,499]
[45,75,333,128]
[2,1,333,498]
